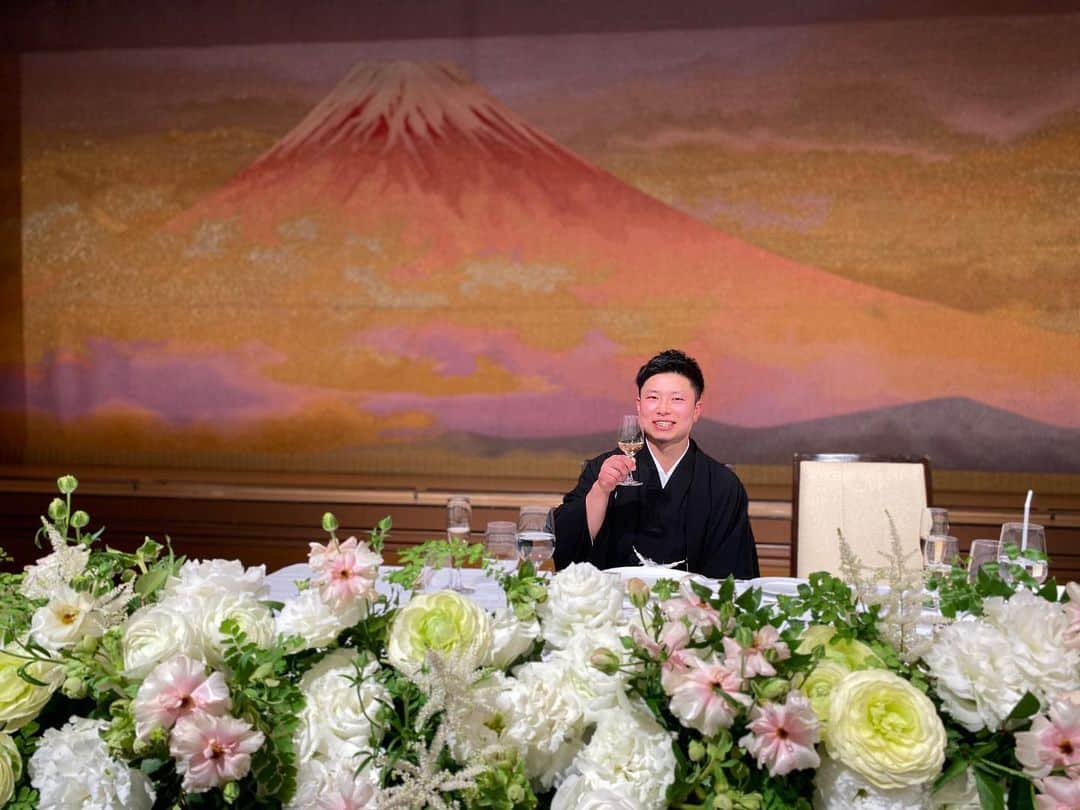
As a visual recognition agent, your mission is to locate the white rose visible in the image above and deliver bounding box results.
[813,755,929,810]
[0,732,21,806]
[536,563,624,649]
[122,600,202,679]
[497,661,588,789]
[199,591,276,667]
[552,774,645,810]
[29,585,109,652]
[296,650,386,762]
[486,607,540,670]
[567,706,677,810]
[163,559,268,602]
[29,716,155,810]
[276,588,365,651]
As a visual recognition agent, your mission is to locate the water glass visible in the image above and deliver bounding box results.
[517,505,555,571]
[485,520,518,573]
[966,539,998,583]
[997,522,1048,584]
[445,496,473,592]
[923,534,959,576]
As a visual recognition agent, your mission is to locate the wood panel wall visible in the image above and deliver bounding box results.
[3,465,1080,582]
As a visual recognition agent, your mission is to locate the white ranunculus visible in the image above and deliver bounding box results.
[29,585,109,652]
[536,563,624,649]
[162,559,268,602]
[813,755,929,810]
[199,591,276,668]
[121,600,202,679]
[552,774,645,810]
[276,588,365,651]
[386,590,493,676]
[0,648,62,732]
[497,661,588,790]
[29,716,155,810]
[295,649,387,763]
[566,706,677,810]
[0,732,21,806]
[486,607,540,670]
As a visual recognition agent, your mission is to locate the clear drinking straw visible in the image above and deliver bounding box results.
[1022,489,1033,551]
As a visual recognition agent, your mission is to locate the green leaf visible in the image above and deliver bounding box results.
[974,766,1006,810]
[133,567,170,597]
[1006,774,1035,810]
[1005,692,1041,724]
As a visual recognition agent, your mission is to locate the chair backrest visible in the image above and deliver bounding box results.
[791,453,932,578]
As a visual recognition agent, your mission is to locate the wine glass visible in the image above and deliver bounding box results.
[517,506,555,572]
[445,496,474,592]
[616,414,644,487]
[966,539,998,583]
[997,522,1048,584]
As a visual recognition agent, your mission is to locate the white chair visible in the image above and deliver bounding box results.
[791,453,932,578]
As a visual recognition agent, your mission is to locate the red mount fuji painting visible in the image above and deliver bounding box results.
[13,36,1080,475]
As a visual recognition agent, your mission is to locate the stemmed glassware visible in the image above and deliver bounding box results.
[997,522,1048,584]
[445,496,474,592]
[616,414,644,487]
[923,534,959,577]
[516,506,555,572]
[966,539,998,583]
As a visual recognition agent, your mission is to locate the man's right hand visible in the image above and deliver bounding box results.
[591,454,636,496]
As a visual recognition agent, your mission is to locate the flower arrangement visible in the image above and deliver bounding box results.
[0,476,1078,809]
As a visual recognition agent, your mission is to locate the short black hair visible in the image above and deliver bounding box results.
[635,349,705,399]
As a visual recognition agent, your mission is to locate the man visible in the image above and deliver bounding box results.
[553,349,759,579]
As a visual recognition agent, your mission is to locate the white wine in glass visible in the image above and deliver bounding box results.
[616,414,644,487]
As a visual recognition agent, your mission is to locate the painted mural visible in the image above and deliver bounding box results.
[9,14,1080,477]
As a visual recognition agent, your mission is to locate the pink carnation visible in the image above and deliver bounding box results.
[739,692,822,776]
[1035,775,1080,810]
[133,655,231,741]
[1017,700,1080,778]
[169,712,265,793]
[309,536,381,608]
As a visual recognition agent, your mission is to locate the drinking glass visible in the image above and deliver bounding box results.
[616,414,644,487]
[485,520,518,574]
[966,539,998,583]
[997,522,1048,584]
[517,506,555,572]
[923,534,959,576]
[445,496,473,592]
[920,507,950,547]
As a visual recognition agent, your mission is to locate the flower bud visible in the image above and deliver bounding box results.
[70,510,90,529]
[507,785,524,803]
[62,676,87,699]
[589,647,622,676]
[56,475,79,494]
[47,497,68,521]
[688,739,706,762]
[73,635,100,655]
[627,577,651,608]
[757,677,789,701]
[321,512,339,532]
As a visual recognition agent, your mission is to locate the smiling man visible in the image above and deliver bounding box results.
[553,349,759,579]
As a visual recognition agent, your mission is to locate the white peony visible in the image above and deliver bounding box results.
[547,623,634,721]
[198,591,276,668]
[294,649,387,763]
[276,588,365,651]
[552,773,646,810]
[121,600,202,679]
[813,755,929,810]
[29,585,110,652]
[485,607,540,670]
[497,661,588,789]
[162,559,268,602]
[925,591,1080,733]
[564,706,677,810]
[29,715,155,810]
[536,563,624,649]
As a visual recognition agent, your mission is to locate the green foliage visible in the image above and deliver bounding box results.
[218,618,307,805]
[388,536,486,592]
[461,749,538,809]
[486,559,547,621]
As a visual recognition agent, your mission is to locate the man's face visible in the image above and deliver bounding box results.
[636,372,703,450]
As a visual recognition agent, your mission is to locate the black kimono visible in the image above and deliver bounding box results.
[552,440,760,580]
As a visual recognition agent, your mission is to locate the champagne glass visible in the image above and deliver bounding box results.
[966,539,998,583]
[445,496,474,592]
[997,522,1048,584]
[517,506,555,572]
[616,414,644,487]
